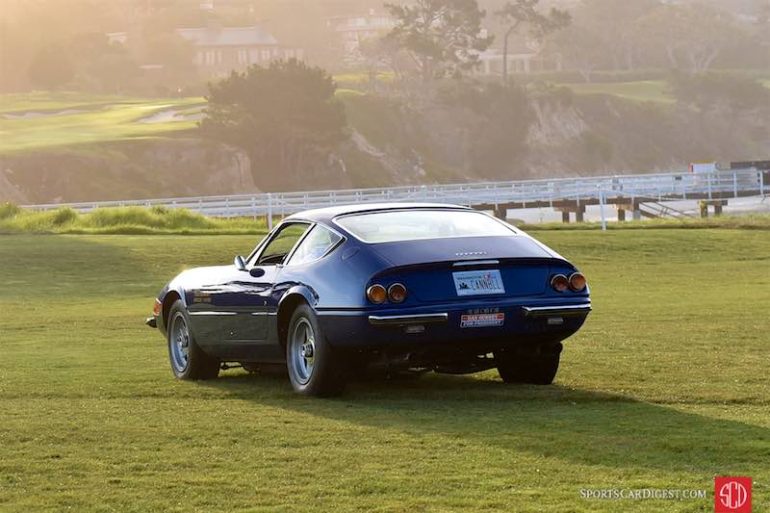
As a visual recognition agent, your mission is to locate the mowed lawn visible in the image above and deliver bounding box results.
[0,229,769,513]
[563,80,675,103]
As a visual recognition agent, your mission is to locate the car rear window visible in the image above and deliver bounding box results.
[335,210,515,243]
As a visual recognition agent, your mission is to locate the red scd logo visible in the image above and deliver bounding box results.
[715,477,752,513]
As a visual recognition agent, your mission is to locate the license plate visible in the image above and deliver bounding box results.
[461,312,505,328]
[452,270,505,296]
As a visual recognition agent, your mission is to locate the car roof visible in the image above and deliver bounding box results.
[285,202,472,224]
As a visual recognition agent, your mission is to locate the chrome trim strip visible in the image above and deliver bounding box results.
[251,312,278,316]
[369,313,449,326]
[188,311,238,316]
[452,260,500,267]
[522,304,592,318]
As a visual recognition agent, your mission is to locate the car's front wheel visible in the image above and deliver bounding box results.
[495,343,562,385]
[286,304,345,396]
[167,300,220,380]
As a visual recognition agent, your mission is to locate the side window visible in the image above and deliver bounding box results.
[255,223,310,266]
[286,225,342,266]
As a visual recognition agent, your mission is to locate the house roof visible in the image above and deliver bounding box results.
[176,26,278,47]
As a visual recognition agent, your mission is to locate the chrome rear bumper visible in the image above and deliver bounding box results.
[368,303,591,326]
[368,313,449,326]
[521,303,592,318]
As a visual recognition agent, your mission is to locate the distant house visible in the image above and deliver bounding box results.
[106,24,303,79]
[477,50,563,76]
[476,39,563,76]
[106,32,129,45]
[326,10,395,67]
[176,25,304,77]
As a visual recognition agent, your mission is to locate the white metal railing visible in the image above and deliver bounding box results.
[21,168,765,227]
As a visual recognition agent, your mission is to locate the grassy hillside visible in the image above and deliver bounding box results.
[0,93,204,154]
[2,82,769,202]
[0,204,271,235]
[0,82,687,156]
[3,79,769,156]
[0,229,768,512]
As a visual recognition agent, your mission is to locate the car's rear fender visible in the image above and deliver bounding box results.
[276,286,317,347]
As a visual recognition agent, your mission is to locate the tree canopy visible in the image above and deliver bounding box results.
[385,0,493,81]
[201,59,347,186]
[496,0,571,82]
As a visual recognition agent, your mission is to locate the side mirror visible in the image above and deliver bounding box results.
[249,267,265,278]
[234,255,247,271]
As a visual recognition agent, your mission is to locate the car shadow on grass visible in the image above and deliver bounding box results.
[202,370,770,475]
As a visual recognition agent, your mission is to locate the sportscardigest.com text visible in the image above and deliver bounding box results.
[580,488,708,501]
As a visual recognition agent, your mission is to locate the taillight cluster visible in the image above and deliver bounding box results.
[367,283,407,304]
[551,272,587,293]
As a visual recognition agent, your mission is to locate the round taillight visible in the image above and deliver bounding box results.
[551,274,569,292]
[569,272,587,292]
[388,283,407,303]
[366,284,387,304]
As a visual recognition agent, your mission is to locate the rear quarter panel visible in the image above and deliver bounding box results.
[274,239,389,310]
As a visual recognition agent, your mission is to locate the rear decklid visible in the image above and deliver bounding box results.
[370,236,573,302]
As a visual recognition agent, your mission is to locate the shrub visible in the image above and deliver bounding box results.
[669,72,770,111]
[0,203,20,220]
[51,207,78,226]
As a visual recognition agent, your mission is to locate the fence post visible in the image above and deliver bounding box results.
[733,172,738,198]
[267,193,273,230]
[599,189,607,232]
[761,170,765,197]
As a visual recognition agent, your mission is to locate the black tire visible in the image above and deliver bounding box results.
[495,343,562,385]
[167,300,220,380]
[286,304,345,396]
[241,362,261,374]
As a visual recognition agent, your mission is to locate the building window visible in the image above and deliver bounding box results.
[204,51,216,66]
[237,49,249,65]
[261,49,271,61]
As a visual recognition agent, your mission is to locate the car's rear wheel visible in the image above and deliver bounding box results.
[286,304,345,396]
[167,300,220,380]
[495,343,562,385]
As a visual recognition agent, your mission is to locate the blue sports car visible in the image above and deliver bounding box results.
[146,203,591,396]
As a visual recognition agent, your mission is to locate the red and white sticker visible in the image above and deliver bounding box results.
[715,477,751,513]
[460,312,505,328]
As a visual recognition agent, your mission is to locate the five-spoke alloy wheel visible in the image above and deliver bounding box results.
[286,304,345,396]
[289,318,316,385]
[166,300,220,380]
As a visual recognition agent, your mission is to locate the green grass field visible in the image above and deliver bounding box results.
[1,228,768,512]
[563,80,675,104]
[0,93,204,154]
